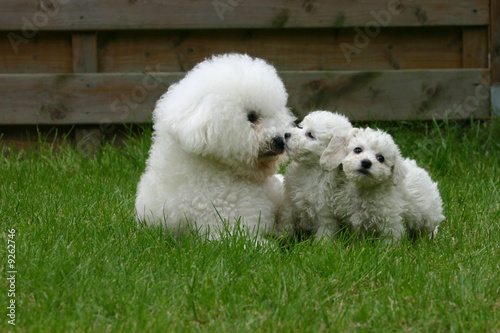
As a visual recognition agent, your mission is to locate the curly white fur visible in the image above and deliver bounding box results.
[335,128,445,242]
[276,111,353,239]
[135,53,295,238]
[399,158,444,238]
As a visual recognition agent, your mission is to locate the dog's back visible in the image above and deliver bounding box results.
[400,158,445,238]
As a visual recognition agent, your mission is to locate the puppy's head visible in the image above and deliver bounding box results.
[153,53,295,177]
[342,128,405,186]
[284,111,352,168]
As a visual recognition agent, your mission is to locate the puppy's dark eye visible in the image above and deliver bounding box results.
[306,132,315,139]
[354,147,362,154]
[376,155,385,163]
[247,111,259,124]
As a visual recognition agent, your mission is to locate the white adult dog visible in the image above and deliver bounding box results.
[332,127,445,242]
[135,54,295,239]
[277,111,353,239]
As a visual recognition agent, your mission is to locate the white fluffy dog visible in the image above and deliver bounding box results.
[332,127,445,242]
[135,54,295,239]
[277,111,353,239]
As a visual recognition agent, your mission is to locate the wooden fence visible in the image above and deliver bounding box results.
[0,0,498,135]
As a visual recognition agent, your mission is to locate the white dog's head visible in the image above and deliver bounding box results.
[342,128,406,186]
[153,53,295,178]
[284,111,353,170]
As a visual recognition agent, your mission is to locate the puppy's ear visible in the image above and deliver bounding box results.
[320,128,359,171]
[392,156,407,185]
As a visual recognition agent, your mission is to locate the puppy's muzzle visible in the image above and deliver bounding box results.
[361,159,372,169]
[262,136,286,157]
[358,159,372,175]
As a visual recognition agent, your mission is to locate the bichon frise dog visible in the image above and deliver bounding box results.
[399,158,445,239]
[276,111,353,239]
[135,53,295,239]
[330,127,444,242]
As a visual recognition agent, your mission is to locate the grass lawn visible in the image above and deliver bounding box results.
[1,119,499,332]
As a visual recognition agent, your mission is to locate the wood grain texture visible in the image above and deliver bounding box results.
[0,72,175,125]
[462,27,488,68]
[282,70,490,120]
[0,0,489,31]
[0,70,490,125]
[98,28,464,72]
[0,27,467,73]
[0,32,72,73]
[71,32,99,151]
[72,33,98,73]
[490,0,500,83]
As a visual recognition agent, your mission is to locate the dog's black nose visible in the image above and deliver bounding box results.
[284,133,291,139]
[361,159,372,169]
[272,136,286,152]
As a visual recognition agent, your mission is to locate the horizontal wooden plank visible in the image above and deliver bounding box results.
[0,73,177,125]
[0,0,489,31]
[99,27,464,72]
[0,27,469,73]
[0,32,72,73]
[282,70,491,120]
[0,70,490,125]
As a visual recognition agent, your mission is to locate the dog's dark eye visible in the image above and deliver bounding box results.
[354,147,362,154]
[247,111,259,124]
[306,132,315,139]
[376,155,385,163]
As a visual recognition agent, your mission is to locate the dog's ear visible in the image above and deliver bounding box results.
[320,128,359,171]
[319,136,346,171]
[391,156,407,185]
[159,98,211,155]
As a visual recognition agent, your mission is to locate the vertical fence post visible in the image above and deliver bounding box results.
[491,0,500,117]
[71,32,102,154]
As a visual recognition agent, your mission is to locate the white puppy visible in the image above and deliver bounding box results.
[135,54,295,239]
[331,128,444,242]
[277,111,353,239]
[399,158,445,239]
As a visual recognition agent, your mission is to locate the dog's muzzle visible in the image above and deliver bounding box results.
[262,136,286,157]
[358,159,372,175]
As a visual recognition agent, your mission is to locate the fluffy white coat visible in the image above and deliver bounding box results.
[333,128,445,242]
[135,54,295,238]
[277,111,353,238]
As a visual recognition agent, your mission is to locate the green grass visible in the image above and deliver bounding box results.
[1,120,499,332]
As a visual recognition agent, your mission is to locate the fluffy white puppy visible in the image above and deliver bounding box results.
[399,158,445,239]
[277,111,353,239]
[332,128,444,242]
[135,53,295,239]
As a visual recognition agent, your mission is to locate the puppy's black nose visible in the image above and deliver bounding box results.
[361,159,372,169]
[272,136,285,153]
[284,133,291,139]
